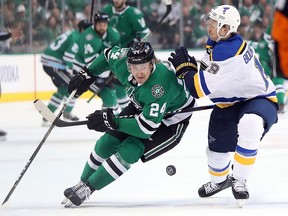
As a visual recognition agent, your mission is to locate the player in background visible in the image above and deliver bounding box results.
[0,30,12,141]
[272,0,288,79]
[63,19,92,75]
[61,42,196,207]
[102,0,151,48]
[168,5,278,206]
[249,25,287,113]
[72,12,129,114]
[101,0,150,108]
[40,20,90,126]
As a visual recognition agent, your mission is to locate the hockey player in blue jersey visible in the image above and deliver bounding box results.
[168,5,278,207]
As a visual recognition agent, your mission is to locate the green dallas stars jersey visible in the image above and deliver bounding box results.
[102,4,150,48]
[249,26,286,106]
[88,46,195,139]
[73,25,120,72]
[41,30,77,70]
[63,30,82,73]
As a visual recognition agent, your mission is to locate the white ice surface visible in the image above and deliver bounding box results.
[0,98,288,216]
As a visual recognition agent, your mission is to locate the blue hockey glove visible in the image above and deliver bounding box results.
[68,67,96,98]
[86,108,118,132]
[168,46,198,78]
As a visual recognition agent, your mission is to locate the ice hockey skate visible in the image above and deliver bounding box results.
[232,177,249,208]
[0,129,7,141]
[63,112,79,121]
[62,181,92,207]
[198,175,232,197]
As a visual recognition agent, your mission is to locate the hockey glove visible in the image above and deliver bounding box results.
[68,67,96,98]
[86,108,118,132]
[0,30,12,41]
[168,46,198,78]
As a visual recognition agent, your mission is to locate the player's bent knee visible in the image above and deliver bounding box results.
[118,137,145,164]
[96,134,121,158]
[238,114,264,145]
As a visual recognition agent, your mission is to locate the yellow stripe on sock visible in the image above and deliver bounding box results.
[234,152,256,165]
[209,168,230,177]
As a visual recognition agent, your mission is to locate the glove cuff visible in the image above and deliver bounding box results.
[175,62,197,72]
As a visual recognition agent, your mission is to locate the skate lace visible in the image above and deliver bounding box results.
[71,181,84,191]
[76,185,91,200]
[204,182,220,193]
[233,179,247,192]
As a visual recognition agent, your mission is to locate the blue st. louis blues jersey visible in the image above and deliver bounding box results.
[186,34,277,108]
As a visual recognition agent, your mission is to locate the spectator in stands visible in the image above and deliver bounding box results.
[31,0,46,27]
[3,0,16,27]
[249,20,264,42]
[43,15,61,43]
[239,0,262,25]
[75,3,91,20]
[182,6,194,48]
[156,0,181,49]
[141,0,159,30]
[191,14,208,48]
[65,0,86,15]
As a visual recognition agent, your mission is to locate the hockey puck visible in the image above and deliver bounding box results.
[166,165,176,176]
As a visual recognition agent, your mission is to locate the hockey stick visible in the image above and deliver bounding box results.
[34,99,214,127]
[86,73,115,103]
[1,90,77,206]
[90,0,95,23]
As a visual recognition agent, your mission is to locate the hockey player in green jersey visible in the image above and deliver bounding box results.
[249,26,287,113]
[40,20,91,126]
[102,0,150,48]
[73,11,129,114]
[61,42,196,207]
[63,19,92,74]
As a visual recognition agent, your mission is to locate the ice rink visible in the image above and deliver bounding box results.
[0,98,288,216]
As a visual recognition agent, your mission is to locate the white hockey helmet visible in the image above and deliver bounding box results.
[208,5,241,35]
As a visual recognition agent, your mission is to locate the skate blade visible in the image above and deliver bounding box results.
[61,197,69,205]
[1,201,9,209]
[237,199,245,208]
[64,200,74,208]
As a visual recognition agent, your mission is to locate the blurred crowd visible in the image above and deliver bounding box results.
[0,0,274,53]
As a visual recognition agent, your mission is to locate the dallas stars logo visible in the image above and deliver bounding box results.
[151,85,164,98]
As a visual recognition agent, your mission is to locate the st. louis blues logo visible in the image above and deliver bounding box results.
[151,84,164,98]
[222,7,230,14]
